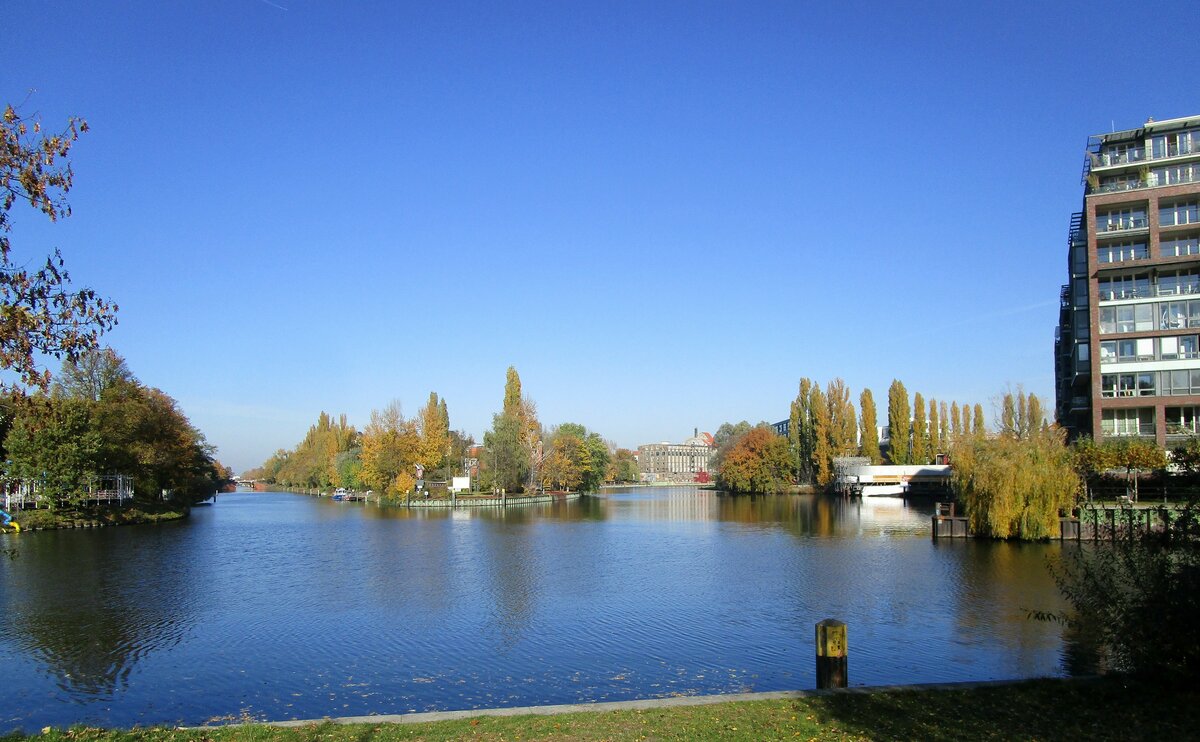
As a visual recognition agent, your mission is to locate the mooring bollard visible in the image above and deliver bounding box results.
[816,618,848,689]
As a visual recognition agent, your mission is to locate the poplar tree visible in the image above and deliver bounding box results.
[1027,394,1045,434]
[926,398,936,456]
[939,400,950,450]
[1017,391,1029,438]
[951,401,962,441]
[912,392,928,464]
[973,403,986,437]
[826,378,857,457]
[810,384,833,486]
[792,378,816,484]
[859,388,881,464]
[1001,393,1017,438]
[886,380,911,464]
[788,394,803,481]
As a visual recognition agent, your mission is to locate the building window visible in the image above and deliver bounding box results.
[1160,369,1200,396]
[1100,304,1155,334]
[1101,408,1155,437]
[1101,142,1145,165]
[1161,200,1200,228]
[1160,336,1200,360]
[1097,206,1148,232]
[1097,240,1148,263]
[1158,268,1200,296]
[1098,273,1151,300]
[1151,130,1200,159]
[1151,163,1200,187]
[1163,232,1200,257]
[1166,406,1200,436]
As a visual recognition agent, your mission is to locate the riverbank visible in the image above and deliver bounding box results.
[1,502,188,532]
[3,676,1193,740]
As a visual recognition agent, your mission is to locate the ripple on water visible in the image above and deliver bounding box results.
[0,490,1069,729]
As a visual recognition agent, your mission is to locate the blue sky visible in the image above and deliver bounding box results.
[5,1,1195,472]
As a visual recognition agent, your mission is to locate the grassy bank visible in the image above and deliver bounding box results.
[4,676,1195,741]
[4,501,188,531]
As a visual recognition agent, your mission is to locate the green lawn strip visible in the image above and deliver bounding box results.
[5,677,1197,742]
[11,502,187,530]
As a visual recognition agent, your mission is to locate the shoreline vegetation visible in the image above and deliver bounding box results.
[1,501,189,532]
[2,676,1196,741]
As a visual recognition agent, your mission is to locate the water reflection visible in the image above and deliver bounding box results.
[1,524,197,698]
[1,488,1073,730]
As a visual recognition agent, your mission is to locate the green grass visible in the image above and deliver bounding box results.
[6,501,187,531]
[4,676,1196,741]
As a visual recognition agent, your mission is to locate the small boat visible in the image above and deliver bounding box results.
[332,487,348,501]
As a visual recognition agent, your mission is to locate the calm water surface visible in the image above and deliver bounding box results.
[1,488,1072,730]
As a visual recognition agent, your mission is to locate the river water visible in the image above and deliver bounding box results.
[0,487,1073,730]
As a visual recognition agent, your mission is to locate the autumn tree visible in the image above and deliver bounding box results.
[950,401,962,441]
[886,380,910,464]
[484,367,540,492]
[711,420,754,474]
[939,401,950,452]
[716,427,791,494]
[929,398,941,458]
[1107,438,1167,502]
[541,430,586,491]
[912,392,928,464]
[810,384,833,486]
[826,378,857,458]
[609,448,639,483]
[359,401,420,498]
[789,379,816,484]
[51,347,132,401]
[1001,393,1018,438]
[973,404,986,437]
[952,425,1078,540]
[1,104,117,392]
[5,352,224,506]
[859,388,881,464]
[418,391,450,477]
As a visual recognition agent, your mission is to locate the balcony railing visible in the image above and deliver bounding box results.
[1102,423,1157,437]
[1155,141,1199,160]
[1094,141,1198,168]
[1098,282,1200,302]
[1095,149,1147,167]
[1097,216,1149,233]
[1102,350,1200,364]
[1091,167,1200,195]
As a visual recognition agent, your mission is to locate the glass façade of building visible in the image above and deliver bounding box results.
[1056,114,1200,445]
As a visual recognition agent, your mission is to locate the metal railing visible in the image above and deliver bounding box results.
[1097,216,1149,232]
[1092,168,1200,194]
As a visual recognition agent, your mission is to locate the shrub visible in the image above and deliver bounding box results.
[952,427,1078,539]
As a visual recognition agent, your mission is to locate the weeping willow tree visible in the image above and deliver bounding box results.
[951,426,1079,540]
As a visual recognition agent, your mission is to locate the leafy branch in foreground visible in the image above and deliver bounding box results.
[1,103,116,391]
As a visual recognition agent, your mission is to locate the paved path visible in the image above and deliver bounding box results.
[247,678,1053,729]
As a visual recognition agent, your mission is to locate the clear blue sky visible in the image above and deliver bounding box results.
[5,1,1195,472]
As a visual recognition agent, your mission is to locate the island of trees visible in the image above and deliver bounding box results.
[245,366,639,498]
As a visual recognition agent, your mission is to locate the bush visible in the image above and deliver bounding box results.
[1049,503,1200,680]
[952,427,1078,539]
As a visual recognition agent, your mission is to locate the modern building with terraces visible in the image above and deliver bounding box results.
[1055,114,1200,446]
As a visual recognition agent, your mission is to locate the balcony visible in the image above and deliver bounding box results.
[1098,283,1200,302]
[1093,149,1147,168]
[1154,141,1200,161]
[1096,216,1148,233]
[1095,169,1200,194]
